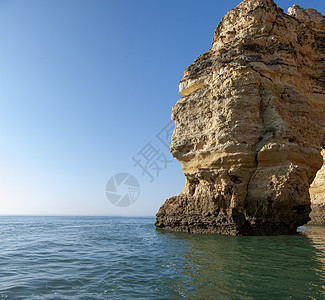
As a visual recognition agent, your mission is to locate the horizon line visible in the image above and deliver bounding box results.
[0,214,156,218]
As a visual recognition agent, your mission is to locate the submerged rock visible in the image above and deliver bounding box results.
[155,0,325,235]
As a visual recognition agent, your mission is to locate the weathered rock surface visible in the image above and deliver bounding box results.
[155,0,325,235]
[310,151,325,224]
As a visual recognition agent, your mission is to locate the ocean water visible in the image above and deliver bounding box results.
[0,216,324,299]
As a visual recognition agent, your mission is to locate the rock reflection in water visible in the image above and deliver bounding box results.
[157,226,325,299]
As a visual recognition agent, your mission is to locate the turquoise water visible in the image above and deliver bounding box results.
[0,216,324,299]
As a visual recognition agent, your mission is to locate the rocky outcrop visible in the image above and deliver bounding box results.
[310,151,325,224]
[155,0,325,235]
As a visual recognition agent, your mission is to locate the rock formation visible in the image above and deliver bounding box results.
[309,151,325,224]
[155,0,325,235]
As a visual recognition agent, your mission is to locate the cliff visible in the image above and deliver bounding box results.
[309,150,325,224]
[155,0,325,235]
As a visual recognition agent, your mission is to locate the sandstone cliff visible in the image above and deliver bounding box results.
[155,0,325,235]
[309,150,325,224]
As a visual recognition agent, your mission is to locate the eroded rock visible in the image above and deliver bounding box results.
[310,151,325,224]
[155,0,325,235]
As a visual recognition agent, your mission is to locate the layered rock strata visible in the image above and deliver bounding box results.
[155,0,325,235]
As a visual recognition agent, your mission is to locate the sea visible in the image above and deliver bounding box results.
[0,216,324,299]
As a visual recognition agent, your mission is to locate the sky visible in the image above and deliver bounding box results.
[0,0,324,216]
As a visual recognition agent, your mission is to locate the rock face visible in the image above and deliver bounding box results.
[310,151,325,224]
[155,0,325,235]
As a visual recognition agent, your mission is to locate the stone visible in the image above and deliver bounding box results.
[309,151,325,224]
[155,0,325,235]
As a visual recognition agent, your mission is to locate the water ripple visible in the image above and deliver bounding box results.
[0,216,324,299]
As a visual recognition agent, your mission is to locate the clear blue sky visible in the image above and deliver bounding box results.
[0,0,324,216]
